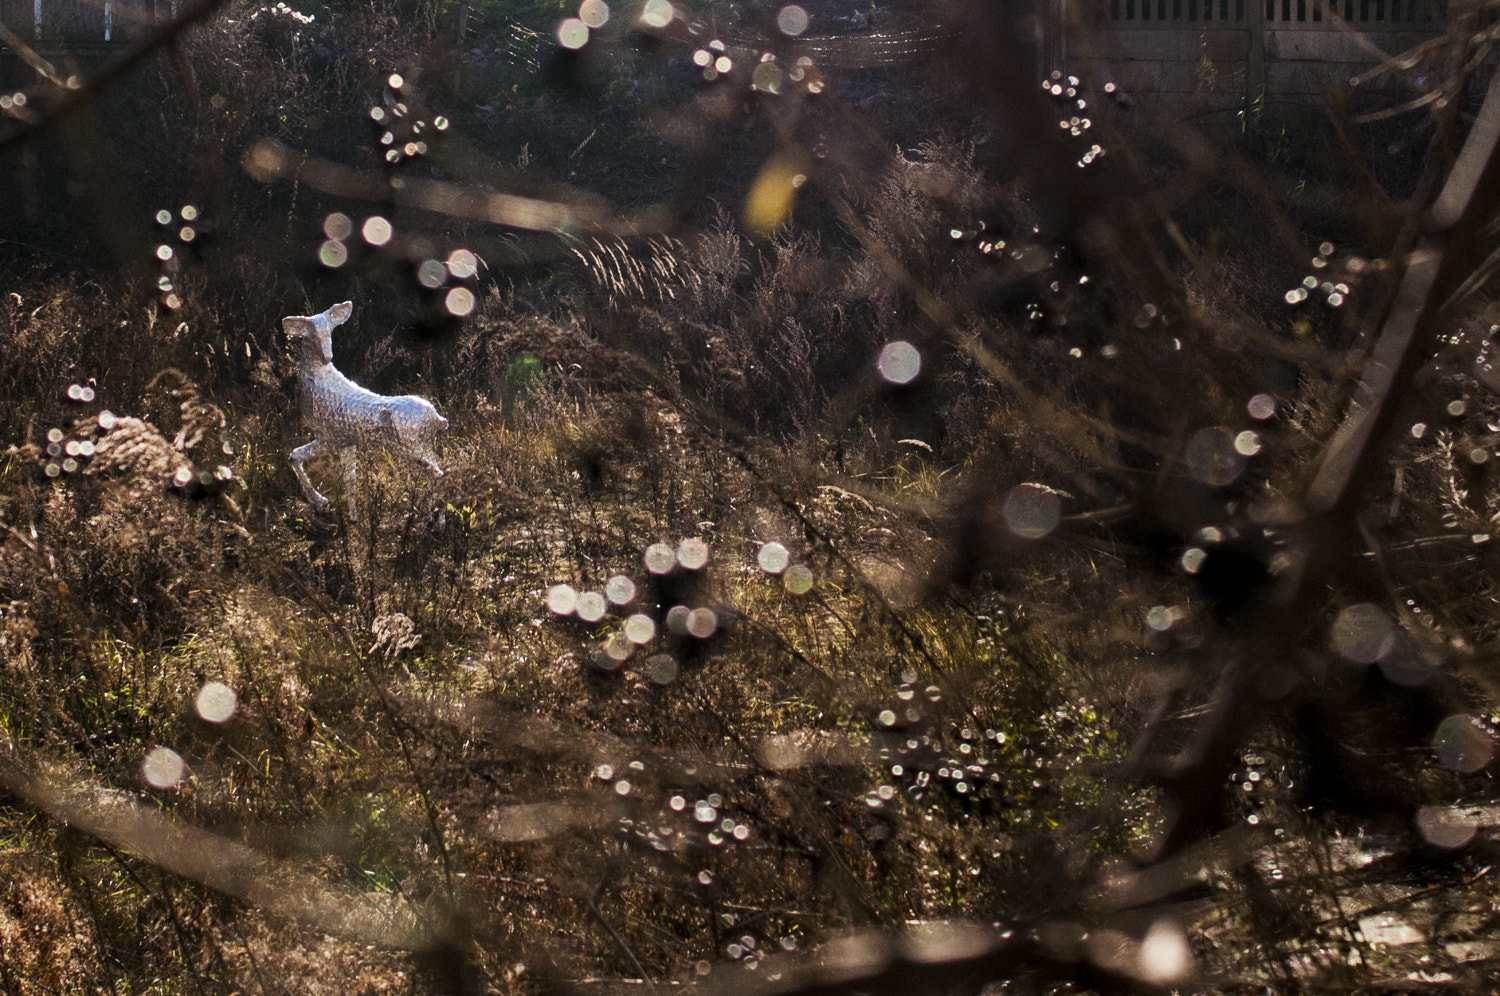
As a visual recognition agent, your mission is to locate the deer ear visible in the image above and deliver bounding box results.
[283,316,315,337]
[328,301,353,326]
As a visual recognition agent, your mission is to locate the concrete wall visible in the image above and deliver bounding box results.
[1,0,159,45]
[1068,0,1448,115]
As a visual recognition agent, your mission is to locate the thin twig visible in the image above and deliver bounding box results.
[585,873,657,989]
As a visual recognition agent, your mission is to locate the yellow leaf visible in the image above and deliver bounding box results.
[744,150,809,235]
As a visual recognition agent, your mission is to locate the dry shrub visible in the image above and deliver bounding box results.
[0,864,99,994]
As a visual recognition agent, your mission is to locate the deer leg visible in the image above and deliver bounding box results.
[290,437,331,510]
[339,445,359,521]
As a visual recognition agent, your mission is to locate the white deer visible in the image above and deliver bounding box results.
[284,301,447,520]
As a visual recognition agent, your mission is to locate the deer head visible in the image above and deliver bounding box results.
[282,300,353,364]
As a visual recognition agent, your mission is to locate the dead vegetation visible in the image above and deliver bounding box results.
[2,0,1500,993]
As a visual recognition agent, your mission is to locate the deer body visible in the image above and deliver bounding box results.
[285,301,447,519]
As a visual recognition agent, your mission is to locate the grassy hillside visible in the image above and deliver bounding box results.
[3,0,1500,992]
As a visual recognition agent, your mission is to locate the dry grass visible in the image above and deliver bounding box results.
[3,0,1500,992]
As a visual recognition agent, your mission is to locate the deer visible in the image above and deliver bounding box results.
[283,301,447,520]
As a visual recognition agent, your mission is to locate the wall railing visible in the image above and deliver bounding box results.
[1104,0,1447,25]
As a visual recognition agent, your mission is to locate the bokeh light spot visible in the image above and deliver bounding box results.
[195,681,237,723]
[546,583,578,615]
[1378,637,1435,687]
[877,340,921,384]
[686,607,717,638]
[640,0,673,26]
[1234,430,1262,456]
[417,259,447,288]
[362,216,393,246]
[665,605,691,635]
[576,591,607,622]
[784,564,813,594]
[752,62,783,93]
[557,17,590,48]
[388,72,404,90]
[243,139,289,182]
[447,249,478,279]
[757,541,789,574]
[318,240,348,268]
[1146,605,1183,632]
[603,631,632,662]
[143,747,186,789]
[445,287,476,317]
[677,538,710,570]
[1416,806,1476,848]
[605,575,636,605]
[624,613,656,644]
[1140,920,1192,983]
[777,4,809,34]
[323,212,352,240]
[645,542,676,574]
[1433,714,1493,773]
[1247,393,1277,420]
[579,0,609,27]
[645,654,679,684]
[1331,603,1395,664]
[1186,427,1245,487]
[1001,483,1062,540]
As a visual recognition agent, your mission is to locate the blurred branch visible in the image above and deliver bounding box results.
[0,21,66,88]
[243,139,632,238]
[0,752,432,950]
[692,919,1175,996]
[1311,68,1500,517]
[1133,69,1500,859]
